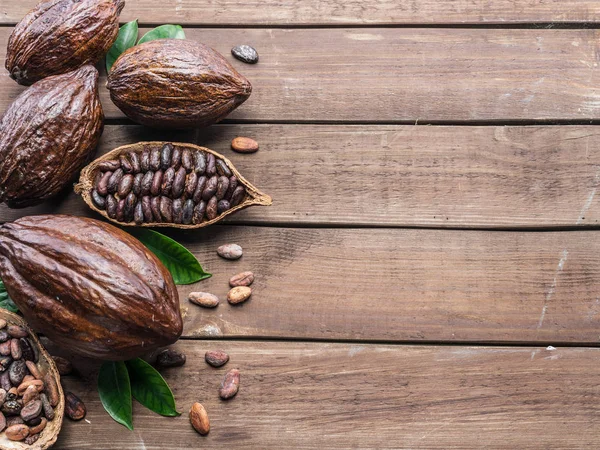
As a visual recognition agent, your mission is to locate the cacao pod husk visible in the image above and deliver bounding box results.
[0,215,183,361]
[0,65,104,208]
[5,0,124,85]
[74,141,272,228]
[107,39,252,129]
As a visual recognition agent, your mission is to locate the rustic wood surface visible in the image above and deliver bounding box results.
[2,28,600,122]
[2,124,600,228]
[2,0,600,25]
[50,341,600,449]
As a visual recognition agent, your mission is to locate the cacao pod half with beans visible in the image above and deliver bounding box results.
[107,39,252,129]
[5,0,124,85]
[0,65,103,208]
[75,141,272,228]
[0,215,183,360]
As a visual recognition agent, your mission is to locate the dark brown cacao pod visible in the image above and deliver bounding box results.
[0,215,183,360]
[0,66,103,208]
[5,0,124,85]
[107,39,252,129]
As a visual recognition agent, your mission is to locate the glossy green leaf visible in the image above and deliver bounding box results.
[106,20,139,72]
[128,229,211,285]
[126,358,180,417]
[137,25,185,45]
[98,361,133,430]
[0,281,18,313]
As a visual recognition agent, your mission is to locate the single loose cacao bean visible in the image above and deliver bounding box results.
[171,147,182,170]
[160,197,173,222]
[91,190,106,209]
[7,327,27,339]
[188,292,219,308]
[16,380,43,396]
[150,147,161,171]
[172,199,184,224]
[219,369,240,400]
[96,171,112,195]
[231,45,259,64]
[227,286,252,305]
[193,201,206,224]
[216,159,232,177]
[230,185,246,206]
[52,356,73,376]
[155,349,186,368]
[206,196,218,220]
[231,137,259,153]
[140,149,150,172]
[206,154,216,176]
[107,168,124,194]
[0,372,11,392]
[0,331,8,343]
[106,194,118,218]
[120,154,133,173]
[229,271,254,287]
[205,350,229,367]
[9,360,26,386]
[40,394,54,420]
[20,399,42,422]
[97,160,121,171]
[142,196,153,222]
[117,174,134,197]
[182,199,194,225]
[65,392,86,420]
[217,200,231,214]
[43,374,59,407]
[24,433,40,445]
[133,172,143,196]
[160,143,173,170]
[129,152,141,173]
[172,167,187,198]
[193,151,206,174]
[192,176,208,203]
[181,149,193,172]
[10,339,21,360]
[202,176,218,201]
[22,385,39,405]
[217,244,243,260]
[190,403,210,435]
[216,176,229,200]
[0,342,10,356]
[5,423,28,441]
[2,401,21,416]
[151,170,163,196]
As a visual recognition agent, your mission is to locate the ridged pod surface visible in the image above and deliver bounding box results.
[107,39,252,129]
[0,215,183,361]
[5,0,124,85]
[0,66,103,208]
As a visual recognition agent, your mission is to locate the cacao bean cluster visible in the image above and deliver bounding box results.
[92,143,246,225]
[0,321,58,444]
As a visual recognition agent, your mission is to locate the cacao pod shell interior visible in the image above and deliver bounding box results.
[0,310,64,450]
[0,215,183,360]
[0,65,104,208]
[5,0,124,85]
[107,39,252,129]
[75,142,272,228]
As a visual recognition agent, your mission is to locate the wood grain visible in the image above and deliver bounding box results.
[51,340,600,449]
[141,226,600,344]
[2,124,600,228]
[2,28,600,122]
[2,0,600,25]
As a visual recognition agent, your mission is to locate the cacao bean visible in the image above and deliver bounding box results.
[151,170,164,196]
[155,349,186,368]
[6,416,23,427]
[216,176,230,200]
[2,401,21,416]
[231,137,259,153]
[226,176,238,199]
[120,154,133,173]
[10,340,21,360]
[172,199,184,224]
[24,433,40,445]
[22,385,39,405]
[0,356,12,372]
[181,149,193,172]
[217,244,243,260]
[161,167,176,196]
[20,399,42,422]
[227,286,252,305]
[182,200,194,225]
[19,339,34,362]
[230,186,246,206]
[6,388,16,401]
[52,356,73,376]
[150,147,161,171]
[190,403,210,435]
[194,151,206,174]
[26,417,41,427]
[98,160,121,172]
[7,327,27,339]
[0,389,6,407]
[193,201,207,224]
[188,292,219,308]
[184,172,198,198]
[106,195,118,218]
[141,149,150,172]
[216,159,233,178]
[206,196,218,220]
[206,154,216,176]
[107,168,124,194]
[205,350,229,367]
[151,196,162,221]
[117,174,134,197]
[43,374,59,407]
[172,167,187,198]
[9,360,26,386]
[124,192,137,222]
[171,147,182,170]
[133,172,144,196]
[0,372,11,392]
[231,45,259,64]
[0,411,5,432]
[202,176,218,201]
[142,196,154,222]
[0,342,10,356]
[5,423,28,441]
[129,152,141,173]
[161,144,173,170]
[0,331,7,343]
[218,369,240,400]
[229,271,254,287]
[92,190,106,209]
[96,171,112,195]
[65,392,86,421]
[217,200,231,214]
[160,197,174,222]
[134,201,144,225]
[16,380,43,396]
[192,176,208,203]
[29,416,46,435]
[141,171,154,195]
[40,394,54,421]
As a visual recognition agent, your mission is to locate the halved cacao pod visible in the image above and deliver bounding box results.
[5,0,124,85]
[0,310,65,450]
[75,142,272,228]
[0,215,182,361]
[0,65,103,208]
[107,39,252,129]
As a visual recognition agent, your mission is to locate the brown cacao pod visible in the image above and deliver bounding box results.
[107,39,252,129]
[74,141,272,228]
[0,215,183,360]
[0,66,103,208]
[5,0,124,85]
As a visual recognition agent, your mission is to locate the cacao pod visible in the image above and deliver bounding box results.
[0,215,183,360]
[74,141,272,228]
[5,0,124,85]
[0,65,103,208]
[107,39,252,129]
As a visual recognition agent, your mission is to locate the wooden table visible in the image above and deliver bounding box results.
[2,1,600,448]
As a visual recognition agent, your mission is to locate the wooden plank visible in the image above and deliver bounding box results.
[1,28,600,122]
[2,124,600,228]
[52,340,600,449]
[124,226,600,344]
[2,1,600,25]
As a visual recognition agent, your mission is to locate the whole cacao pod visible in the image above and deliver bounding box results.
[0,215,183,360]
[0,66,103,208]
[107,39,252,129]
[5,0,124,85]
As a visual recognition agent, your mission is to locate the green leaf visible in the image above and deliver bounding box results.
[98,361,133,430]
[137,25,185,45]
[126,358,180,417]
[106,20,139,72]
[0,281,18,313]
[128,229,211,285]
